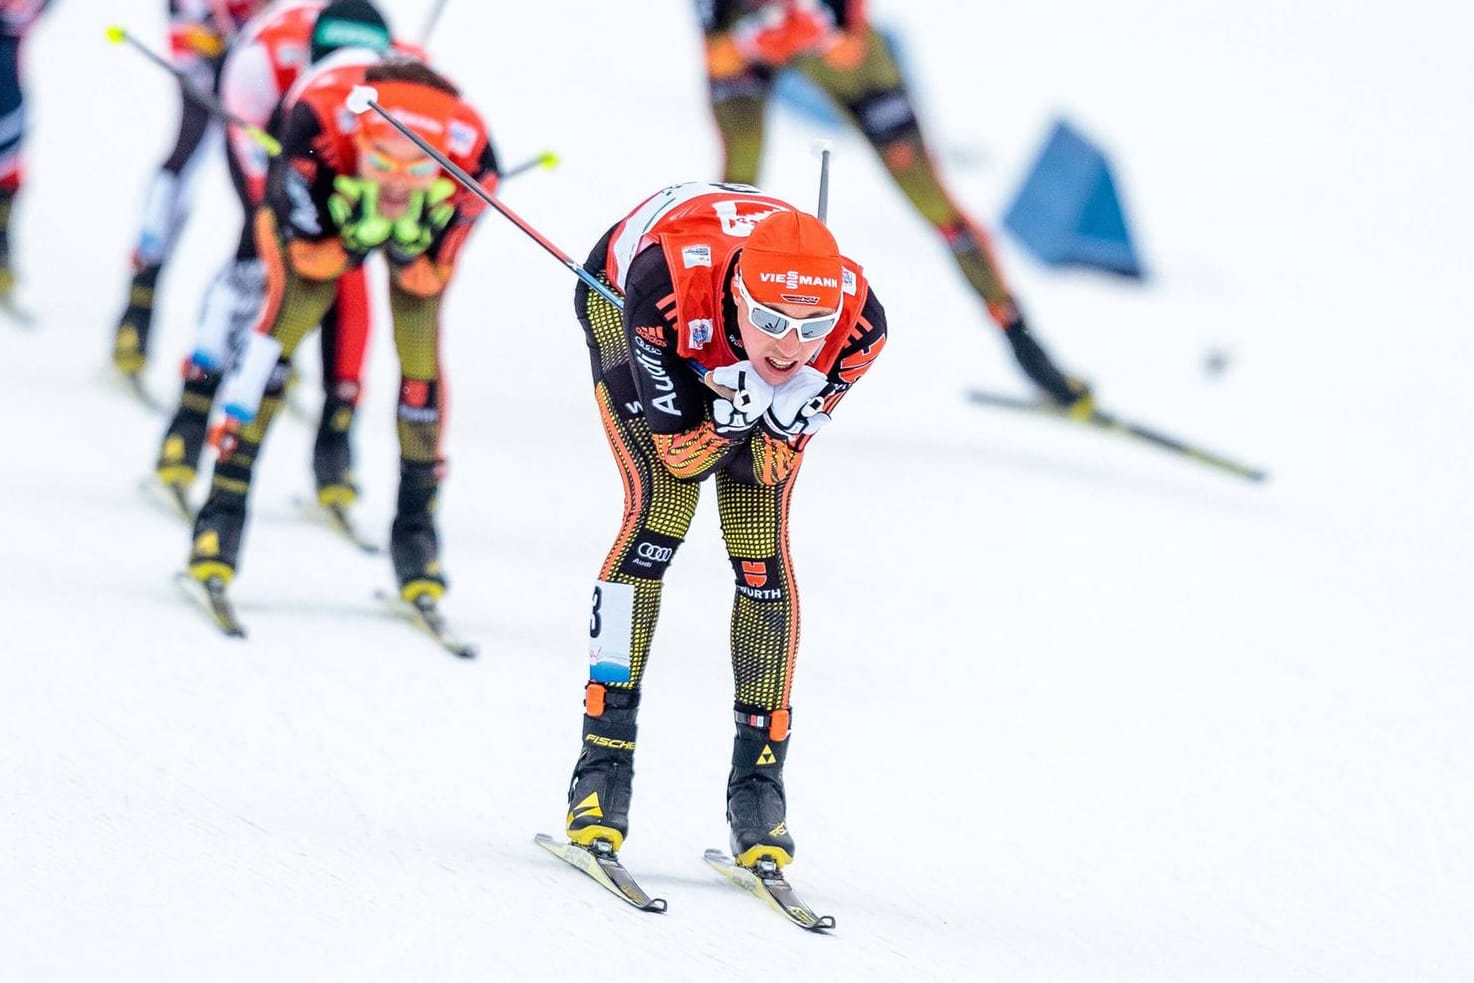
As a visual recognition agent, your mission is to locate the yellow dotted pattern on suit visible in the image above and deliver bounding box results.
[585,285,700,690]
[716,470,800,711]
[238,264,338,446]
[581,277,801,710]
[585,277,630,376]
[390,284,443,464]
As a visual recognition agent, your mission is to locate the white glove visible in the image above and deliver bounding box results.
[765,366,831,438]
[710,361,775,434]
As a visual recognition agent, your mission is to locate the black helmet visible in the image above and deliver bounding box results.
[310,0,391,63]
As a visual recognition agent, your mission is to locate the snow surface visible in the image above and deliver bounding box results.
[3,0,1472,979]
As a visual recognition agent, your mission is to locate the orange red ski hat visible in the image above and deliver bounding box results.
[735,211,844,313]
[356,80,459,156]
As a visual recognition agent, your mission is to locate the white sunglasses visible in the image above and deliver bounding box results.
[734,273,842,342]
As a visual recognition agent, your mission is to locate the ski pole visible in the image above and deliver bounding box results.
[418,0,452,46]
[346,87,735,398]
[499,151,561,180]
[965,388,1268,483]
[105,25,283,157]
[811,140,832,223]
[346,86,618,307]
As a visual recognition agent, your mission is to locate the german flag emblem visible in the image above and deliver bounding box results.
[741,560,767,588]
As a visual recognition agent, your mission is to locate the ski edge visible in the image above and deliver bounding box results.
[293,496,382,554]
[374,589,478,659]
[139,476,197,523]
[535,833,668,913]
[703,848,835,931]
[172,571,247,638]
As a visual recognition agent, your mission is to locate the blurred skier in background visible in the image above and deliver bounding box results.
[109,0,268,378]
[152,0,394,524]
[699,0,1092,414]
[186,51,499,610]
[560,182,887,871]
[0,0,54,302]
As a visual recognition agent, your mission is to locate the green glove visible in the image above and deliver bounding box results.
[388,178,458,261]
[327,176,393,253]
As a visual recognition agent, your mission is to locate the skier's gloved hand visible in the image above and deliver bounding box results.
[764,365,831,438]
[327,176,392,254]
[710,361,775,434]
[386,179,457,263]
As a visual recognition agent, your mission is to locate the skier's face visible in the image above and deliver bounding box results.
[733,287,831,386]
[358,135,441,219]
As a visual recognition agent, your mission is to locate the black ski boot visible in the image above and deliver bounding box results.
[313,395,359,507]
[187,434,262,584]
[727,708,796,868]
[114,264,161,376]
[390,460,445,602]
[566,684,639,852]
[157,366,220,488]
[189,494,247,586]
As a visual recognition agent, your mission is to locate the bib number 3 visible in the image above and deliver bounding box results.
[588,580,635,684]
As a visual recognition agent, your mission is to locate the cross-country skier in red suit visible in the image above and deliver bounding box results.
[187,47,499,610]
[560,181,887,871]
[152,0,397,516]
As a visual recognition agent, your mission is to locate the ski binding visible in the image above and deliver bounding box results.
[704,849,834,931]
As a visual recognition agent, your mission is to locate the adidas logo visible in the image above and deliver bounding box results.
[634,323,667,347]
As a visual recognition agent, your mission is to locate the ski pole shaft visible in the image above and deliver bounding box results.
[348,89,734,398]
[105,26,282,156]
[418,0,452,46]
[816,147,831,222]
[499,150,560,180]
[347,87,623,309]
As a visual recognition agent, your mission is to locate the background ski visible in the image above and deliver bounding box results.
[114,371,169,413]
[965,388,1269,483]
[173,571,246,638]
[374,590,477,659]
[535,834,667,912]
[294,497,381,553]
[1,295,38,328]
[139,476,196,522]
[704,849,835,931]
